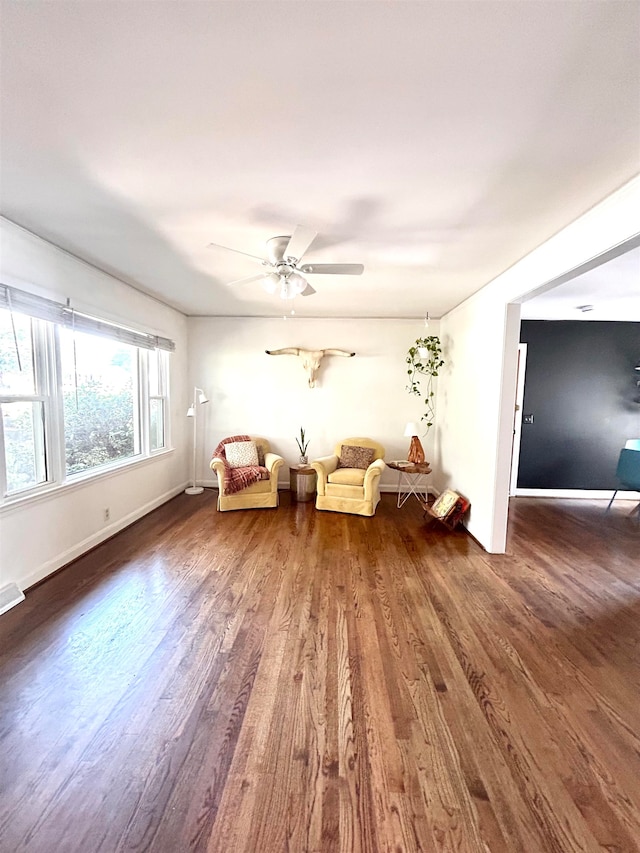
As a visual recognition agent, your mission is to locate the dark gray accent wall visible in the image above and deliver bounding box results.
[518,321,640,489]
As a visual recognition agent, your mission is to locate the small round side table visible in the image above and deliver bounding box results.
[289,466,317,502]
[386,461,432,508]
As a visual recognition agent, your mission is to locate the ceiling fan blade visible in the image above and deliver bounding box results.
[299,263,364,276]
[300,283,316,297]
[208,242,266,264]
[225,273,270,287]
[284,226,318,263]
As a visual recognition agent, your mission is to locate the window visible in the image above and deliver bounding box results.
[2,400,48,493]
[0,311,49,494]
[148,348,168,453]
[0,286,174,502]
[60,328,139,476]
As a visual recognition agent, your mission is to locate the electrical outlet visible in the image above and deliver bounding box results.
[523,413,534,425]
[104,507,110,522]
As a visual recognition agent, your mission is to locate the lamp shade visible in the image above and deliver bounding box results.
[404,421,420,437]
[262,273,280,294]
[186,406,195,418]
[288,272,308,294]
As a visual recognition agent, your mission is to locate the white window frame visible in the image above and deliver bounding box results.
[148,348,170,454]
[0,317,54,497]
[0,293,174,506]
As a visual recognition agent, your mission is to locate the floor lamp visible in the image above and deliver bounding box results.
[185,386,208,495]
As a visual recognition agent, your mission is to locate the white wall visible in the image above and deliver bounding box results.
[0,219,189,592]
[4,174,636,586]
[188,317,440,489]
[437,175,640,553]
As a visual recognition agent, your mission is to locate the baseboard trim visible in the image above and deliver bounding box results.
[514,488,637,499]
[0,582,26,615]
[202,478,436,496]
[22,483,188,591]
[380,484,438,496]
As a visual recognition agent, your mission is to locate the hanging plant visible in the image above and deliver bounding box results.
[406,336,444,430]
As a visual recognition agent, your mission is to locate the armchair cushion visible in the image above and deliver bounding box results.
[225,440,259,468]
[328,468,366,486]
[338,444,375,470]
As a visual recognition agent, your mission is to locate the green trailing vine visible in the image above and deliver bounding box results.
[406,336,444,429]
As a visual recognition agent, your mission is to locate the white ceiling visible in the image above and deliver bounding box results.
[1,1,639,319]
[521,245,640,321]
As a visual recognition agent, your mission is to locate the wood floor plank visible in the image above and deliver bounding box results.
[1,493,639,852]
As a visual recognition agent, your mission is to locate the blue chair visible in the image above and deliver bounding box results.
[606,448,640,518]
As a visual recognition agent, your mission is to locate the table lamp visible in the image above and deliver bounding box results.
[404,422,425,464]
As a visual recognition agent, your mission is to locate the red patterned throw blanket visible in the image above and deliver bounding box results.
[212,434,269,496]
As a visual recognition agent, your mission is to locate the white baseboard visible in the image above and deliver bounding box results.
[514,488,637,499]
[199,479,436,496]
[0,582,25,615]
[22,483,188,591]
[380,484,437,496]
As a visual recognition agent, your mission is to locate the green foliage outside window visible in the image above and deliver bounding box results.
[1,402,44,492]
[64,378,136,474]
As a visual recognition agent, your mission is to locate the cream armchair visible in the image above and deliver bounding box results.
[312,437,385,517]
[210,436,284,511]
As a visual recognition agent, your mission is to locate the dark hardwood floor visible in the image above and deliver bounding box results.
[1,491,639,852]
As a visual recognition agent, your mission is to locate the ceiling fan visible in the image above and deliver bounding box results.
[208,225,364,299]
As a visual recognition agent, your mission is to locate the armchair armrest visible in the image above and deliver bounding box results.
[264,451,284,474]
[210,457,225,490]
[264,452,284,492]
[363,458,385,500]
[311,455,339,496]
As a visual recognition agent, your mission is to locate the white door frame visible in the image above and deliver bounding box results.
[509,343,527,496]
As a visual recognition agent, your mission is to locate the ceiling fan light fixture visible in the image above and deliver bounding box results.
[262,273,280,294]
[280,278,295,300]
[288,271,308,294]
[212,225,364,301]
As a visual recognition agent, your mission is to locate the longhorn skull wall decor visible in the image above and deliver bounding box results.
[265,347,355,388]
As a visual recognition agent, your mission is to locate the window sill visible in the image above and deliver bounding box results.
[0,447,176,516]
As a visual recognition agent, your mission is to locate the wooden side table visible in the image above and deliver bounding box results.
[289,466,317,502]
[386,461,432,508]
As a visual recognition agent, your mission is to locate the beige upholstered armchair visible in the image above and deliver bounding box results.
[311,437,385,517]
[210,436,284,511]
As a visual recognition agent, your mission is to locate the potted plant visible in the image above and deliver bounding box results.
[296,427,310,466]
[406,336,444,431]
